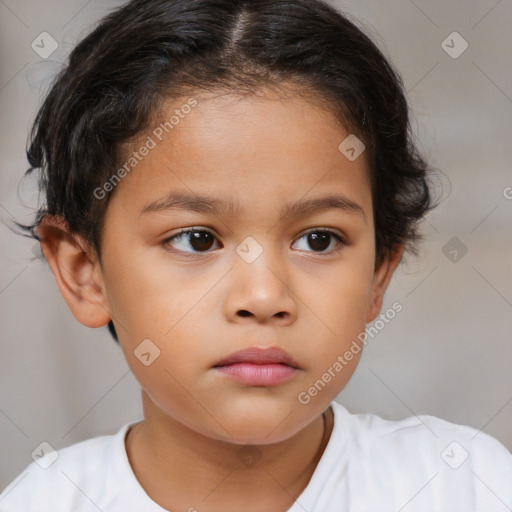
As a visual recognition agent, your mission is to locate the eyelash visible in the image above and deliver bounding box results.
[162,227,347,257]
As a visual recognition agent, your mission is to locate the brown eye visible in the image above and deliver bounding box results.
[164,229,219,254]
[292,229,345,254]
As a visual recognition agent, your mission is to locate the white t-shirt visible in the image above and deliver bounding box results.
[1,400,511,511]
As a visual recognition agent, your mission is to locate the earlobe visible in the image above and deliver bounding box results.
[37,215,111,329]
[366,244,404,323]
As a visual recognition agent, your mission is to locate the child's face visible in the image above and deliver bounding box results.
[47,87,402,444]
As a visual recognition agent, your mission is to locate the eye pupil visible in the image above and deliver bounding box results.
[190,231,214,251]
[308,232,331,252]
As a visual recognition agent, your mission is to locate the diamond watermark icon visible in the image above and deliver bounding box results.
[441,32,468,59]
[442,236,468,263]
[338,134,365,161]
[236,236,263,264]
[31,32,58,59]
[31,441,59,469]
[237,445,262,468]
[134,338,161,366]
[441,441,469,469]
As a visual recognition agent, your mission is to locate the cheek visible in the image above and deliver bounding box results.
[102,241,187,328]
[304,248,374,334]
[295,248,375,385]
[294,259,374,404]
[102,251,212,409]
[102,245,219,368]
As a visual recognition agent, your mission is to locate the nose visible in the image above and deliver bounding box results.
[223,247,299,326]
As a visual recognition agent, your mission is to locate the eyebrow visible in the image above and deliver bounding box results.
[139,191,365,221]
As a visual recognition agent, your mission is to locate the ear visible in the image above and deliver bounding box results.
[36,215,111,328]
[366,244,404,323]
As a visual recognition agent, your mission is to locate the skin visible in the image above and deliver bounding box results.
[38,85,404,511]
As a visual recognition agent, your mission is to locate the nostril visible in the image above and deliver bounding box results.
[238,310,251,317]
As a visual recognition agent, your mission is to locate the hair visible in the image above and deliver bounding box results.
[11,0,441,344]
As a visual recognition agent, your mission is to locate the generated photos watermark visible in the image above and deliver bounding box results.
[93,97,198,200]
[297,301,403,405]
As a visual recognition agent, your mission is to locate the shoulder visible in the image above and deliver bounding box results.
[333,400,511,456]
[329,401,512,508]
[0,422,134,512]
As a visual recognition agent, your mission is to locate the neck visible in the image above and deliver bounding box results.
[125,391,333,512]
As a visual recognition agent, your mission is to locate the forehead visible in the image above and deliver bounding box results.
[112,87,372,221]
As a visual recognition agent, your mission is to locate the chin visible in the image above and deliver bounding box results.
[207,413,308,447]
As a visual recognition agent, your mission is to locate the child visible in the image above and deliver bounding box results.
[2,0,511,510]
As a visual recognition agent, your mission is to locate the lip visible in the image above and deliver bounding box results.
[213,347,300,368]
[213,347,301,386]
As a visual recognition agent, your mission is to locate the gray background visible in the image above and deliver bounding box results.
[1,0,511,491]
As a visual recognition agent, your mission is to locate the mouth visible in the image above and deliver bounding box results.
[212,347,301,386]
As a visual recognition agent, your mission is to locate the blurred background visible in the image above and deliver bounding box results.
[1,0,511,491]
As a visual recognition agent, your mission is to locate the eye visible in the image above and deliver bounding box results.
[292,229,345,254]
[163,228,220,255]
[163,227,346,256]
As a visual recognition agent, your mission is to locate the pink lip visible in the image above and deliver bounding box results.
[213,347,300,386]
